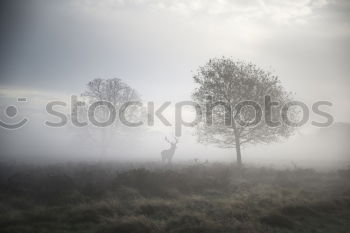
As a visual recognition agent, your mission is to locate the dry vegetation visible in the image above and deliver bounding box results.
[0,162,350,233]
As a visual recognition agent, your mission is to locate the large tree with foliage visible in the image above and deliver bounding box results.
[192,58,296,166]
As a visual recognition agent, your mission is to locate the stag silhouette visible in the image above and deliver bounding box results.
[161,137,178,164]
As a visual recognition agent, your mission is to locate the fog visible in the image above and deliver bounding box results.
[0,87,348,170]
[1,0,350,170]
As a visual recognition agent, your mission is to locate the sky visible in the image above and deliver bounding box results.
[0,0,349,167]
[1,1,349,102]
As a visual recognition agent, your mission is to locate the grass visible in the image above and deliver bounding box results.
[0,162,350,233]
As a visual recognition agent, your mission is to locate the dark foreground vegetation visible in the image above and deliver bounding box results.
[0,162,350,233]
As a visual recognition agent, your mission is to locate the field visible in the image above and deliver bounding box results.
[1,162,350,233]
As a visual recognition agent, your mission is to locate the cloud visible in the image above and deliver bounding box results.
[74,0,329,24]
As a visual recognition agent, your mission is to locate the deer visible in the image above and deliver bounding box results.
[161,137,178,164]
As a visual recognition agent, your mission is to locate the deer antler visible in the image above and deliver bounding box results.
[165,137,171,144]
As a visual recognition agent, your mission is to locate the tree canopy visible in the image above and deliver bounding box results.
[192,57,296,165]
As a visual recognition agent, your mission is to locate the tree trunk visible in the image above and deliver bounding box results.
[235,141,242,167]
[232,121,242,167]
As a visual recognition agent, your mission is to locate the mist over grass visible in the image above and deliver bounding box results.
[1,162,350,233]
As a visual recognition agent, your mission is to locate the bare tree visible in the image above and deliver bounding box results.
[71,78,141,158]
[83,78,139,107]
[192,57,296,166]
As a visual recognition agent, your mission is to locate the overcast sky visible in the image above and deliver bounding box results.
[1,0,349,114]
[0,0,349,122]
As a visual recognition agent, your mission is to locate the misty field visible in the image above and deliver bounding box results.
[0,162,350,233]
